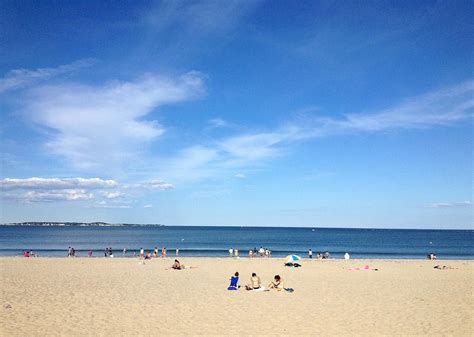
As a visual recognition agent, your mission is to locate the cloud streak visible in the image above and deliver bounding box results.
[0,59,95,93]
[0,177,117,190]
[153,80,474,183]
[428,201,472,208]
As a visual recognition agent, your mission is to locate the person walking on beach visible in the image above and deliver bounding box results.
[161,247,167,257]
[235,248,239,257]
[229,247,233,257]
[123,247,127,256]
[154,247,158,257]
[140,247,144,258]
[176,248,179,256]
[308,249,313,259]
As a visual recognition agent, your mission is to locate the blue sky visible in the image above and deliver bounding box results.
[0,0,472,228]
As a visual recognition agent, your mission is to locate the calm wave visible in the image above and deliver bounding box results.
[0,226,472,259]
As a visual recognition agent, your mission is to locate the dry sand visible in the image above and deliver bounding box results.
[0,257,472,336]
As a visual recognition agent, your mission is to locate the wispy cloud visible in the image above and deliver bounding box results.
[143,204,153,208]
[0,177,117,190]
[102,191,125,199]
[153,80,474,184]
[428,201,472,208]
[0,58,95,93]
[92,202,131,209]
[144,0,261,36]
[0,177,173,204]
[234,173,246,179]
[207,117,231,128]
[23,71,205,170]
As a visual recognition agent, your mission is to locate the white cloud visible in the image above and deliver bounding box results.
[102,191,125,199]
[22,189,94,202]
[208,118,230,128]
[23,71,205,170]
[125,180,175,190]
[428,201,472,208]
[0,59,95,93]
[147,180,175,190]
[0,177,174,204]
[234,173,246,179]
[0,177,117,190]
[143,204,153,208]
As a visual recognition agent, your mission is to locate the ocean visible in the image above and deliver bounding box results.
[0,225,472,259]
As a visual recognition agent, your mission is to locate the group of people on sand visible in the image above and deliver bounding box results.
[228,272,291,292]
[308,251,331,259]
[228,247,273,258]
[427,253,437,260]
[22,250,37,257]
[67,246,76,257]
[104,247,114,257]
[139,246,170,259]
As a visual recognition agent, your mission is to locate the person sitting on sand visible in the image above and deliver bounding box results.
[171,259,185,270]
[268,275,284,290]
[228,272,239,290]
[434,265,452,270]
[245,273,261,290]
[145,252,152,260]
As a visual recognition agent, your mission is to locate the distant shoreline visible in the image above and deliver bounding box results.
[0,222,164,227]
[0,223,472,230]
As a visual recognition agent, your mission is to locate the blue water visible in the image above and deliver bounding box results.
[0,226,472,259]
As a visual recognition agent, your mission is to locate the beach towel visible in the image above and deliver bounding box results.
[252,287,266,292]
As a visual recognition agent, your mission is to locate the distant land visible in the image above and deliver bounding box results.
[0,222,163,227]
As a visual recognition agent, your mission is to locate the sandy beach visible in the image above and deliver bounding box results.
[0,257,472,336]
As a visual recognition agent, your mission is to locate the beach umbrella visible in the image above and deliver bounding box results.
[285,255,301,264]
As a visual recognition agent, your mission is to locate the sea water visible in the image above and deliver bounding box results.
[0,226,472,259]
